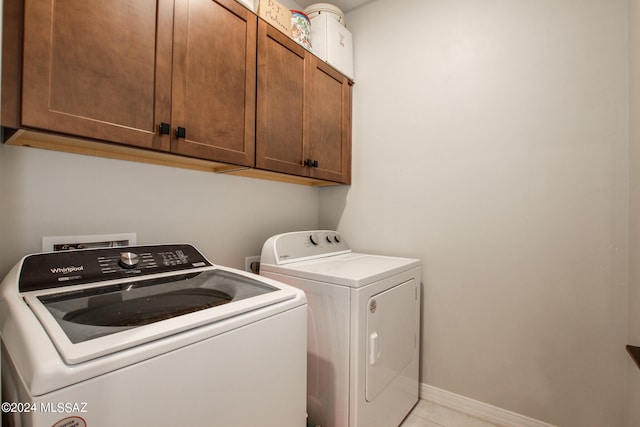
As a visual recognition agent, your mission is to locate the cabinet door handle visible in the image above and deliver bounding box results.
[304,159,319,168]
[159,122,170,135]
[176,127,186,138]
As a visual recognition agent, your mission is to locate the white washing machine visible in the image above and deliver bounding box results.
[1,243,307,427]
[260,230,421,427]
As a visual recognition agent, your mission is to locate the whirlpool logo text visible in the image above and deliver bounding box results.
[50,266,84,274]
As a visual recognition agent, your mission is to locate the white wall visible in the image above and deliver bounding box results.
[628,0,640,425]
[0,143,319,277]
[320,1,629,426]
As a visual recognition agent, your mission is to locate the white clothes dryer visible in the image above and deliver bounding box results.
[260,230,421,427]
[1,244,307,427]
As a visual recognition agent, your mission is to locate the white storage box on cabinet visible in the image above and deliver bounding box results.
[307,12,353,79]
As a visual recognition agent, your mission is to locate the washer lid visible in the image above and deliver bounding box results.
[23,268,293,364]
[261,252,420,288]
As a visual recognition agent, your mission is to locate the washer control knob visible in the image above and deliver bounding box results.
[119,252,140,269]
[309,234,320,246]
[334,235,341,243]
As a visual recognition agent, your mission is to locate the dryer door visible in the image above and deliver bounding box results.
[365,278,418,402]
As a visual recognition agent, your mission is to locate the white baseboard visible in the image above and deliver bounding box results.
[420,383,558,427]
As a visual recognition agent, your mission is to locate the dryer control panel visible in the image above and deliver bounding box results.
[261,230,351,265]
[18,244,211,292]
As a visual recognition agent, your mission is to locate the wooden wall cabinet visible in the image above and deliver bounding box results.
[256,20,352,184]
[3,0,256,166]
[2,0,351,185]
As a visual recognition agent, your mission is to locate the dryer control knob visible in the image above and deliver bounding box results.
[309,234,320,245]
[119,252,140,269]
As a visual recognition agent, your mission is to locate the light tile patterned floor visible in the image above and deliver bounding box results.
[400,400,502,427]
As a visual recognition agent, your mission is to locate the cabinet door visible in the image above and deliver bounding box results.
[306,58,352,184]
[256,20,308,177]
[171,0,256,166]
[21,0,173,151]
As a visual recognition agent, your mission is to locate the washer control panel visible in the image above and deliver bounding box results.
[266,231,350,265]
[18,244,211,293]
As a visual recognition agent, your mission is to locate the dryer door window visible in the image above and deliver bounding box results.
[365,278,418,402]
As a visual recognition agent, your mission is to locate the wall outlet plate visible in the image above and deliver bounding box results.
[245,256,261,274]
